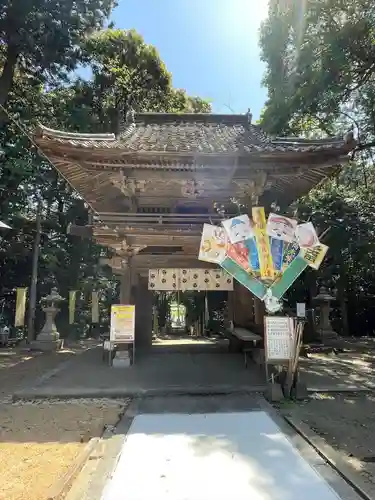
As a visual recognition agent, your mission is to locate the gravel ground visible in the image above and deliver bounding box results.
[0,345,89,402]
[286,392,375,495]
[0,397,129,500]
[0,343,129,500]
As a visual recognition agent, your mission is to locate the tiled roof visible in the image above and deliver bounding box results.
[35,113,356,155]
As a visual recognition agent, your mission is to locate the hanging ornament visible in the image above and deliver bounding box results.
[264,289,283,314]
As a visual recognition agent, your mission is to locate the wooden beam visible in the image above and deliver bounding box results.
[67,224,93,238]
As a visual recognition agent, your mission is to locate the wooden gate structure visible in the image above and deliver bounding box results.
[34,111,356,347]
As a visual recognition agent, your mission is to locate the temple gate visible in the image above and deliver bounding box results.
[34,111,355,349]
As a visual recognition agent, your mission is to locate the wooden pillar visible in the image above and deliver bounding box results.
[232,281,255,328]
[254,296,264,327]
[227,291,234,329]
[134,275,153,350]
[119,256,132,304]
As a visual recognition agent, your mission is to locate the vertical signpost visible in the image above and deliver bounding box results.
[264,315,306,398]
[264,316,295,400]
[109,305,135,367]
[264,316,295,368]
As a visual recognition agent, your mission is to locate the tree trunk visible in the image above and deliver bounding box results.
[27,202,42,342]
[337,265,349,336]
[0,43,18,108]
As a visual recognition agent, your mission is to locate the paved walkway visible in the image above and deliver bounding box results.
[14,343,266,399]
[0,342,92,403]
[12,340,375,399]
[66,395,362,500]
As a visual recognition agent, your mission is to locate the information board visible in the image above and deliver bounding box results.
[264,316,294,363]
[296,302,306,318]
[110,305,135,343]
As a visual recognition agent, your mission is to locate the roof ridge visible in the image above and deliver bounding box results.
[134,112,250,125]
[36,123,116,141]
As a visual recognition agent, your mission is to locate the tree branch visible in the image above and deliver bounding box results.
[356,141,375,152]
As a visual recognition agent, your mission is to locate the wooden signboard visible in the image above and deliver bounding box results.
[264,316,294,364]
[110,305,135,343]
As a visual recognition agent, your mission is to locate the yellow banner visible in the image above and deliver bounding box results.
[300,244,329,270]
[252,206,267,231]
[69,291,77,325]
[252,207,274,280]
[15,288,27,327]
[91,291,99,323]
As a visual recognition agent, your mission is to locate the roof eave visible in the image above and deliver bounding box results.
[35,137,354,159]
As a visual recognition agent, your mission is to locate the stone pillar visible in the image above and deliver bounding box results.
[31,288,64,351]
[134,276,153,350]
[313,286,338,342]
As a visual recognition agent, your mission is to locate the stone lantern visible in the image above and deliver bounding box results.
[32,287,64,351]
[313,286,338,342]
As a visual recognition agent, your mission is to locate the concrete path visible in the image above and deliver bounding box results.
[103,412,349,500]
[66,395,362,500]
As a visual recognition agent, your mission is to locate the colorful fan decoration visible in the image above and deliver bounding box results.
[198,207,328,312]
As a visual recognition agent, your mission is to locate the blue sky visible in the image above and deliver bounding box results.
[109,0,269,119]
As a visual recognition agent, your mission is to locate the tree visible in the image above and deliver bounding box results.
[0,0,115,107]
[43,29,211,134]
[284,172,375,335]
[168,89,211,113]
[259,0,375,148]
[0,25,211,337]
[259,1,375,335]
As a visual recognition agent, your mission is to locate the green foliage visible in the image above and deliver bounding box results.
[260,1,375,334]
[42,29,211,134]
[0,13,211,337]
[259,0,375,142]
[0,0,115,106]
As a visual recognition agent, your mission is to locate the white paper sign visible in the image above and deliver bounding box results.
[295,222,319,248]
[148,269,233,291]
[222,214,254,244]
[266,213,297,243]
[199,269,233,291]
[148,269,178,290]
[265,316,294,362]
[198,224,228,263]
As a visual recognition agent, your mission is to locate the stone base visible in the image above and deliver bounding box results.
[320,336,347,351]
[292,381,308,400]
[264,382,284,402]
[318,329,339,342]
[112,350,131,368]
[30,339,64,352]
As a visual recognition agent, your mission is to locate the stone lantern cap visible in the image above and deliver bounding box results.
[41,287,64,306]
[313,286,335,303]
